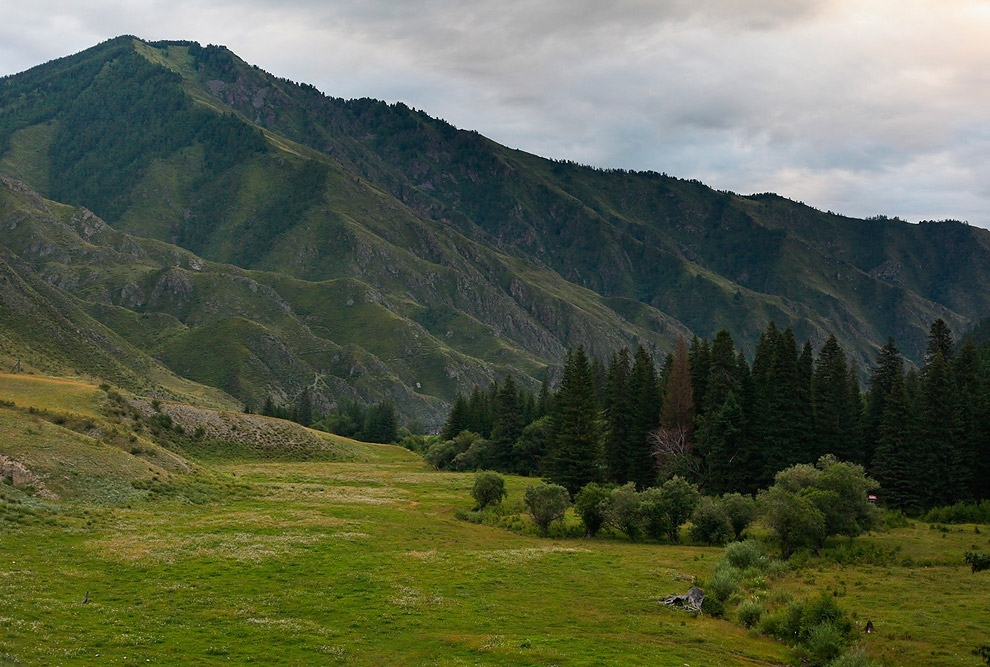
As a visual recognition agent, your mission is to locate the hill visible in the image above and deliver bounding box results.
[2,36,989,424]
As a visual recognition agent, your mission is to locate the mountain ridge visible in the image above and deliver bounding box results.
[1,36,987,424]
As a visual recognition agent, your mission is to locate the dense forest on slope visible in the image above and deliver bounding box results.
[2,36,990,425]
[430,319,990,512]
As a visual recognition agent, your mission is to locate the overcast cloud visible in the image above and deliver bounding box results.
[2,0,989,227]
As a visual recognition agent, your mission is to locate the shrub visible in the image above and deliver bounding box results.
[736,599,764,628]
[574,482,612,537]
[471,472,507,510]
[924,500,990,525]
[721,492,757,540]
[964,551,990,573]
[804,622,847,666]
[639,487,673,541]
[724,539,767,571]
[606,482,642,540]
[524,482,570,534]
[705,564,740,603]
[830,647,880,667]
[690,496,733,545]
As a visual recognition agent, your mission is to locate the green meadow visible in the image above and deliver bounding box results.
[0,375,987,666]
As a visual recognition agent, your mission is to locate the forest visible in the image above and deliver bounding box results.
[424,318,990,515]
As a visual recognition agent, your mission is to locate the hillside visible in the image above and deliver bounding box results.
[2,36,989,423]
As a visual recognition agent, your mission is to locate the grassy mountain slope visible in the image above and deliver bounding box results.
[2,36,988,423]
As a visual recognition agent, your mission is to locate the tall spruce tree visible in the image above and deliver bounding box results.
[604,348,634,484]
[490,375,525,470]
[547,346,602,495]
[628,345,662,489]
[811,335,860,463]
[871,369,922,511]
[920,350,968,507]
[864,337,902,467]
[688,336,711,419]
[956,338,990,500]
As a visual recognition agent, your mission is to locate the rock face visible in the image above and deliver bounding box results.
[0,454,57,499]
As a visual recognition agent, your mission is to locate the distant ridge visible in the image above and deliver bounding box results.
[2,36,988,424]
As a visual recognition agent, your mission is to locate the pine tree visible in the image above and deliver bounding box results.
[920,350,967,507]
[441,394,471,441]
[628,345,661,489]
[490,375,525,470]
[296,387,313,427]
[956,338,990,500]
[864,337,902,467]
[604,348,634,484]
[925,318,955,366]
[689,336,711,419]
[547,346,602,495]
[871,369,922,511]
[811,335,859,462]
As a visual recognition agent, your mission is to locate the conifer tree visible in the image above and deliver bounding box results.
[604,348,634,483]
[689,336,711,419]
[547,346,602,495]
[811,334,859,462]
[490,375,525,470]
[956,338,990,500]
[871,369,922,511]
[441,394,471,441]
[864,337,902,467]
[920,350,967,506]
[628,345,661,489]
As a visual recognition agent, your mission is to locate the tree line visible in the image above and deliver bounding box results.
[429,318,990,513]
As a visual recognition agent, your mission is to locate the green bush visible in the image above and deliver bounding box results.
[471,472,507,510]
[736,599,764,628]
[724,539,767,571]
[690,496,733,545]
[574,482,612,537]
[803,622,847,666]
[721,492,757,540]
[524,482,570,535]
[606,482,642,540]
[705,564,740,603]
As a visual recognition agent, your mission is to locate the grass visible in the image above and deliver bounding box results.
[0,375,987,665]
[0,458,788,666]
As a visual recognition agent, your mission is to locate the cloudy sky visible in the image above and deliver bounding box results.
[2,0,989,227]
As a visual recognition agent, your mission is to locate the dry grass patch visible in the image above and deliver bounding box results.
[89,530,329,564]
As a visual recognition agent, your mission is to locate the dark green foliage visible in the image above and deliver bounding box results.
[524,482,570,534]
[573,482,612,537]
[761,456,878,558]
[547,346,602,495]
[689,496,733,545]
[606,483,643,540]
[627,345,661,489]
[603,348,633,484]
[760,593,854,666]
[964,552,990,573]
[312,399,396,443]
[471,472,506,510]
[923,500,990,524]
[720,493,758,541]
[811,335,862,463]
[974,645,990,667]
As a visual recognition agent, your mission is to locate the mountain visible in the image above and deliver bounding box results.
[2,36,989,425]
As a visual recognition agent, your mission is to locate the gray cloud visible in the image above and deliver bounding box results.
[1,0,989,227]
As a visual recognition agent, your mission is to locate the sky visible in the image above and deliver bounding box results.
[2,0,989,228]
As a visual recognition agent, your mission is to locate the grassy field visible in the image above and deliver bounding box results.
[0,375,988,666]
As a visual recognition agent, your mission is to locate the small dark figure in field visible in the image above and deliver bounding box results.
[81,591,89,604]
[863,620,874,634]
